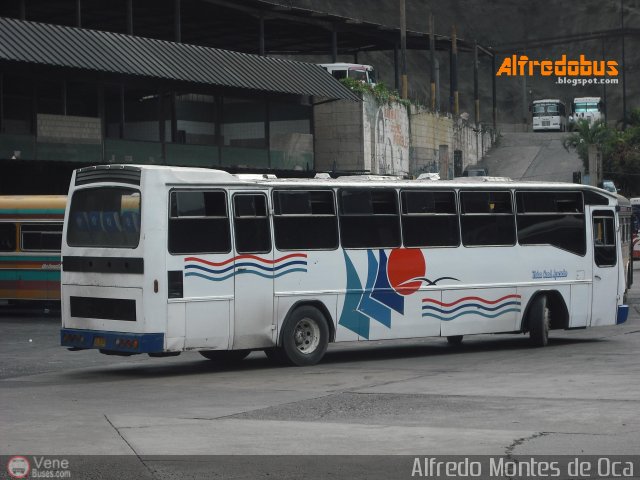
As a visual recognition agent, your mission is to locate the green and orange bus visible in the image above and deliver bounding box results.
[0,196,66,303]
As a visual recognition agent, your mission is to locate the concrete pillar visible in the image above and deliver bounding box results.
[439,144,449,179]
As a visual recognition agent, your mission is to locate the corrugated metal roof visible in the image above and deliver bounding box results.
[0,17,360,101]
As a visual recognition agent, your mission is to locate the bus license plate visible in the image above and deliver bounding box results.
[542,120,550,126]
[93,337,106,348]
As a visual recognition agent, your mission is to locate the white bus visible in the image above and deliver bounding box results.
[531,99,567,132]
[570,97,604,127]
[60,165,631,366]
[319,63,377,86]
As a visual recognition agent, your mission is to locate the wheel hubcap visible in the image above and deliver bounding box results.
[293,317,320,354]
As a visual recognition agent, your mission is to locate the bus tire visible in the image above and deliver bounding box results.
[528,295,550,347]
[199,349,250,363]
[264,347,287,364]
[446,335,464,345]
[280,306,329,366]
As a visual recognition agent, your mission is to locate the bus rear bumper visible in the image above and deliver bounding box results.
[617,305,629,325]
[61,328,164,354]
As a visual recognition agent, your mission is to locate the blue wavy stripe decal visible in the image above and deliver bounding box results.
[185,260,307,275]
[185,268,307,281]
[422,301,522,314]
[185,264,235,275]
[422,308,522,321]
[185,271,235,282]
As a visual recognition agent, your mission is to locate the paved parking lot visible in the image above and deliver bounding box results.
[1,263,639,478]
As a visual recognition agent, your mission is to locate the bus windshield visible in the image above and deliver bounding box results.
[67,187,141,248]
[532,103,560,116]
[574,102,599,113]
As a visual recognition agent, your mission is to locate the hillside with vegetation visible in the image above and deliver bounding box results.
[284,0,639,126]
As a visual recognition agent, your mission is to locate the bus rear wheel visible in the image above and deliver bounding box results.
[276,306,329,366]
[199,349,250,363]
[528,295,550,347]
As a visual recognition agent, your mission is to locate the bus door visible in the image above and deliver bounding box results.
[591,209,619,326]
[169,189,232,350]
[231,192,274,349]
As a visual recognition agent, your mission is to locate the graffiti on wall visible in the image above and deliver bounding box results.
[372,104,410,176]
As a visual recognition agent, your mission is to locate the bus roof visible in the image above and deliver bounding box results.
[77,165,622,200]
[532,99,564,104]
[573,97,601,103]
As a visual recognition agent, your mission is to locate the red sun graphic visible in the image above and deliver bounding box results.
[387,248,426,296]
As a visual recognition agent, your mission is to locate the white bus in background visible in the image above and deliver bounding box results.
[320,63,376,86]
[60,165,631,366]
[531,99,567,132]
[570,97,604,127]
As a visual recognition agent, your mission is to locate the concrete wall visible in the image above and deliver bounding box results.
[314,93,494,177]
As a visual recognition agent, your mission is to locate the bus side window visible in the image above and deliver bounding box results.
[593,211,616,267]
[338,189,400,249]
[401,190,459,247]
[273,190,338,250]
[168,190,230,254]
[0,223,17,251]
[21,224,63,251]
[460,191,515,247]
[233,194,271,254]
[516,191,586,255]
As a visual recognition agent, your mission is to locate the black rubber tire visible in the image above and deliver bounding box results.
[279,306,329,366]
[528,295,550,347]
[199,349,251,363]
[446,335,464,345]
[264,347,288,365]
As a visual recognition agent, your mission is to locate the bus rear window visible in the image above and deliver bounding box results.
[67,188,141,248]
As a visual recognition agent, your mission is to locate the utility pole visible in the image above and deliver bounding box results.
[429,13,436,111]
[621,0,627,129]
[400,0,408,99]
[451,25,458,115]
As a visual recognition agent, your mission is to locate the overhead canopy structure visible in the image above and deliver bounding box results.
[186,0,488,55]
[0,0,490,57]
[0,16,360,100]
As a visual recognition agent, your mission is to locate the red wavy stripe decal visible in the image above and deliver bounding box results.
[185,253,307,267]
[422,294,522,307]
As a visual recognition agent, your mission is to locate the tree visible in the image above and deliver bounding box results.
[562,119,615,174]
[604,110,640,196]
[563,114,640,196]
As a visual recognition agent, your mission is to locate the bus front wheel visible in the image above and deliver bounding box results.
[277,306,329,366]
[528,295,550,347]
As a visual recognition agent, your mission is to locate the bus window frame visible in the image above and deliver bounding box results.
[168,188,231,255]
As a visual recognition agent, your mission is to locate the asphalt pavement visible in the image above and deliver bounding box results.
[1,263,639,479]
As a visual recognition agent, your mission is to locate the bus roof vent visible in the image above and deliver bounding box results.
[75,165,141,186]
